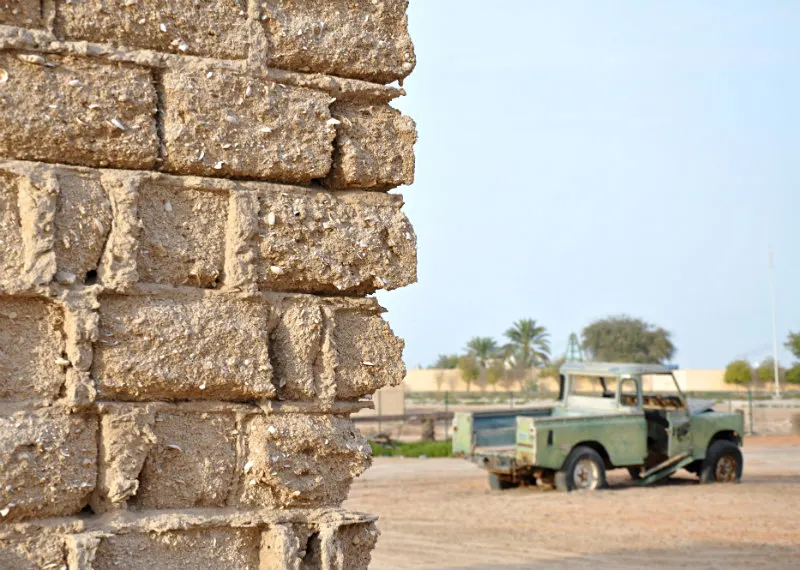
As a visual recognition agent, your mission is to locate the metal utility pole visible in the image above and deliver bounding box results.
[769,247,781,398]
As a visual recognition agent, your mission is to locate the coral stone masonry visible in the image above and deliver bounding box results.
[0,1,416,568]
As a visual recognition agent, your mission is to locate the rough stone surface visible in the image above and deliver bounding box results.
[161,69,335,182]
[0,297,66,402]
[261,0,416,84]
[0,171,24,287]
[132,410,238,509]
[92,527,261,570]
[89,405,371,512]
[0,528,67,570]
[332,307,406,400]
[55,0,250,60]
[339,522,381,570]
[269,300,323,401]
[240,414,371,509]
[255,186,417,294]
[53,168,113,283]
[326,102,417,190]
[92,406,156,513]
[93,290,275,401]
[0,0,41,28]
[0,53,158,169]
[0,408,97,522]
[0,164,111,290]
[136,180,228,287]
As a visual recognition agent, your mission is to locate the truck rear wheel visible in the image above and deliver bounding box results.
[487,472,518,490]
[700,441,743,484]
[556,446,608,492]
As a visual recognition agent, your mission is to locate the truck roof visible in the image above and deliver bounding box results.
[559,361,679,376]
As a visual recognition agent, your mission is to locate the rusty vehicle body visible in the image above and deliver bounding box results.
[452,362,744,491]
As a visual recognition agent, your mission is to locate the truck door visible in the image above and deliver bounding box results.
[664,373,693,457]
[667,407,692,457]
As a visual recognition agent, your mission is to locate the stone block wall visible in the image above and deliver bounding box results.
[0,1,416,568]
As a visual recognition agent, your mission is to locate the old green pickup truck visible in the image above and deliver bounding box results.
[452,362,744,491]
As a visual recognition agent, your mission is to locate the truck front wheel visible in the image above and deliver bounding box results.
[700,441,743,484]
[556,446,608,491]
[487,473,519,490]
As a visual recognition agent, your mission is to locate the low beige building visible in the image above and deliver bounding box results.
[403,367,797,394]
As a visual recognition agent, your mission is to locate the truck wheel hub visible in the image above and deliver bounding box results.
[715,455,737,482]
[573,459,600,490]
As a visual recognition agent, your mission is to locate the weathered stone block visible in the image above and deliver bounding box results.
[53,168,113,283]
[0,54,158,170]
[0,165,111,288]
[0,297,66,402]
[332,307,405,400]
[261,0,416,83]
[161,69,335,182]
[240,414,371,509]
[269,300,323,401]
[259,520,378,570]
[54,0,250,60]
[131,410,237,509]
[255,186,417,294]
[0,408,97,521]
[0,0,41,28]
[339,522,381,570]
[92,406,156,512]
[93,290,276,401]
[325,102,416,190]
[92,528,261,570]
[268,298,405,402]
[0,170,24,287]
[136,180,228,287]
[0,528,66,570]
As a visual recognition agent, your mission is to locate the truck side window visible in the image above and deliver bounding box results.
[620,378,639,407]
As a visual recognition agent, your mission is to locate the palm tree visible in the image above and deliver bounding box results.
[504,319,551,369]
[465,337,499,368]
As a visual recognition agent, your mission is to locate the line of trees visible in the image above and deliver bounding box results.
[431,315,676,391]
[451,319,552,392]
[724,331,800,386]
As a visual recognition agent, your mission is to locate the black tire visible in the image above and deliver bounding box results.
[556,446,608,492]
[487,472,518,490]
[627,467,642,480]
[700,440,743,484]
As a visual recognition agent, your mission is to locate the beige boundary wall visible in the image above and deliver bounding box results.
[0,2,416,568]
[404,368,799,394]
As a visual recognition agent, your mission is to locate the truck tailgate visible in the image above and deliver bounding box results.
[452,407,553,456]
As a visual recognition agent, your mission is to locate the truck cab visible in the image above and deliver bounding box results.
[453,362,744,491]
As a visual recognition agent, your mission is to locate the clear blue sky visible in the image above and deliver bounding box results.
[379,0,800,370]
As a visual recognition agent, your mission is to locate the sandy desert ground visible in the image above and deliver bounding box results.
[345,436,800,570]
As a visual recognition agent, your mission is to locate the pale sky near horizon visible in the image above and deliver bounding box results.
[378,1,800,370]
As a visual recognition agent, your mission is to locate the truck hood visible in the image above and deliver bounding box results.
[688,398,716,415]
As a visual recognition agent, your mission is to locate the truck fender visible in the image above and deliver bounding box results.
[564,441,612,470]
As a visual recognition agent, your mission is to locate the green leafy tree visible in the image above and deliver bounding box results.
[786,364,800,385]
[786,332,800,360]
[724,360,753,385]
[581,315,675,363]
[484,361,505,392]
[755,358,785,384]
[465,337,499,368]
[504,319,551,369]
[457,355,480,392]
[431,354,459,369]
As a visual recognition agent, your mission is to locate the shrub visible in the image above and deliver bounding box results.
[724,360,752,385]
[786,364,800,385]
